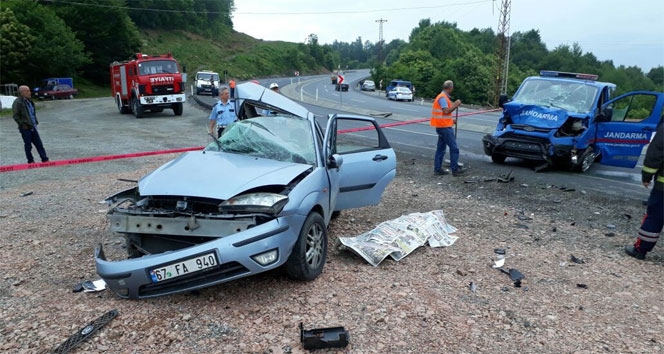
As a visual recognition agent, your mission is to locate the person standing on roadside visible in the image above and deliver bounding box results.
[13,85,49,164]
[431,80,463,176]
[207,87,236,138]
[625,123,664,260]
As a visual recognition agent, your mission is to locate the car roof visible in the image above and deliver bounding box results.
[525,76,616,89]
[391,80,411,84]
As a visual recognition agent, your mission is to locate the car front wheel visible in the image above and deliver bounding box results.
[285,212,327,281]
[491,153,507,164]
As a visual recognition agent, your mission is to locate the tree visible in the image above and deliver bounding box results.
[3,0,89,85]
[0,7,34,84]
[52,0,141,84]
[647,66,664,88]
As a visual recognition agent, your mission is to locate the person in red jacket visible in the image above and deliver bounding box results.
[625,123,664,260]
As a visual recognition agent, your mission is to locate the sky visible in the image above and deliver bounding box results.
[232,0,664,72]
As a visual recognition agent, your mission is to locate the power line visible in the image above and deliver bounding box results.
[44,0,493,15]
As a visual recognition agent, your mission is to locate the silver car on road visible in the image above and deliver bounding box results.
[95,83,397,298]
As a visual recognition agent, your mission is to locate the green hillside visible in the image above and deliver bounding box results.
[141,30,329,81]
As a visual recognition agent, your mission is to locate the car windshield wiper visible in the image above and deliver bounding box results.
[245,121,275,136]
[548,101,566,110]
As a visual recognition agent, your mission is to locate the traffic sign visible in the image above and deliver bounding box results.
[337,75,344,85]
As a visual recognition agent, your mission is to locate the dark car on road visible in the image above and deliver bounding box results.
[36,84,78,100]
[335,83,349,92]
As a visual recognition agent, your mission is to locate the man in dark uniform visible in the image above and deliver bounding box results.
[13,85,49,164]
[625,122,664,259]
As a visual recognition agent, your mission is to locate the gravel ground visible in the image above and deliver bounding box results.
[1,152,663,354]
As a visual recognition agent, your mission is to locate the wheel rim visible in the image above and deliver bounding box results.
[305,223,324,268]
[582,152,593,172]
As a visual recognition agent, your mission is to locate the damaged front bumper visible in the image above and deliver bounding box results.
[482,133,573,163]
[95,215,303,299]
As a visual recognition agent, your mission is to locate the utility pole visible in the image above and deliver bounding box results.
[376,18,388,62]
[492,0,511,106]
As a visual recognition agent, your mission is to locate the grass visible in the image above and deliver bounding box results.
[141,29,326,81]
[75,77,110,99]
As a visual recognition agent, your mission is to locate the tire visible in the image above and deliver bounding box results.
[491,154,507,164]
[285,212,327,281]
[116,96,130,114]
[574,147,595,173]
[331,210,341,219]
[132,97,144,118]
[172,102,183,116]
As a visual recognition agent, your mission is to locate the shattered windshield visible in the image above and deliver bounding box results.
[206,116,315,165]
[513,79,599,113]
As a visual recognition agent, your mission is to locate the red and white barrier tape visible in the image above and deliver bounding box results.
[0,108,500,173]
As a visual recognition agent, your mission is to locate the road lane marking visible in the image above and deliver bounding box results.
[351,98,365,103]
[393,106,419,112]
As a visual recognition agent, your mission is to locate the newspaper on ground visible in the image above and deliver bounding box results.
[338,210,458,266]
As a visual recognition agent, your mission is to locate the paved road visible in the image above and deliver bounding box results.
[197,72,650,200]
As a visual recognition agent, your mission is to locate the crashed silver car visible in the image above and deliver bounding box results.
[96,82,397,298]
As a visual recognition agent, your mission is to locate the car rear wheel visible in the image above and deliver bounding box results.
[172,102,183,116]
[491,154,507,164]
[285,212,327,281]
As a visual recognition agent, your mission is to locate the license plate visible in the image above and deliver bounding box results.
[149,253,218,283]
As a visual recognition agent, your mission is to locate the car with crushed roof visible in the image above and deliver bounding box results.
[483,70,664,172]
[95,82,397,299]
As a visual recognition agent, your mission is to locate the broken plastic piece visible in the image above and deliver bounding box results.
[52,309,118,354]
[570,255,585,264]
[77,279,106,293]
[533,163,549,172]
[300,322,349,351]
[497,170,514,183]
[469,281,477,292]
[577,283,588,289]
[20,191,33,197]
[494,248,506,255]
[493,257,505,268]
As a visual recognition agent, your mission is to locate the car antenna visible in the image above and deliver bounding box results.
[208,132,221,151]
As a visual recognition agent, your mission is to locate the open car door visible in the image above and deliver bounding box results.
[594,91,664,168]
[323,114,396,211]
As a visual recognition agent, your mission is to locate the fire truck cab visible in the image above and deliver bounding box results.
[111,53,186,118]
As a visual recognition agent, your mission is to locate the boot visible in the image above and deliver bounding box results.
[624,245,646,260]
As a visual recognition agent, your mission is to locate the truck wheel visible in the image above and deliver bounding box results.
[491,154,507,164]
[116,97,130,114]
[575,147,595,173]
[285,212,327,281]
[172,102,183,116]
[132,97,144,118]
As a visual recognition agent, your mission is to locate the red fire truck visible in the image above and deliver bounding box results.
[110,53,186,118]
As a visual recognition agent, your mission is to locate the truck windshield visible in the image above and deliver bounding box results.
[138,60,179,75]
[513,79,599,113]
[197,73,219,81]
[205,116,315,165]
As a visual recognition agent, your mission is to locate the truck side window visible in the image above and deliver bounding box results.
[607,94,657,123]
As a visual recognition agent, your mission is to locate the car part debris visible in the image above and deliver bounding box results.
[73,279,107,293]
[469,282,477,292]
[577,283,588,289]
[483,177,497,182]
[338,210,457,267]
[369,112,392,118]
[570,255,585,264]
[20,191,33,197]
[493,257,506,268]
[516,214,533,221]
[500,268,525,287]
[52,309,118,354]
[117,178,138,183]
[605,232,615,237]
[624,214,632,220]
[606,224,616,229]
[300,322,349,351]
[497,170,514,183]
[494,248,506,255]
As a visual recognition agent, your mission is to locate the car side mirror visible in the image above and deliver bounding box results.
[328,154,343,169]
[498,94,509,108]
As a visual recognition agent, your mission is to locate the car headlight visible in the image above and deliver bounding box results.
[219,192,289,215]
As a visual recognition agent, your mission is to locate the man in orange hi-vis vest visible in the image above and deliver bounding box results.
[431,80,464,176]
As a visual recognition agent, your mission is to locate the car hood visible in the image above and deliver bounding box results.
[138,151,312,200]
[504,102,570,129]
[235,82,310,118]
